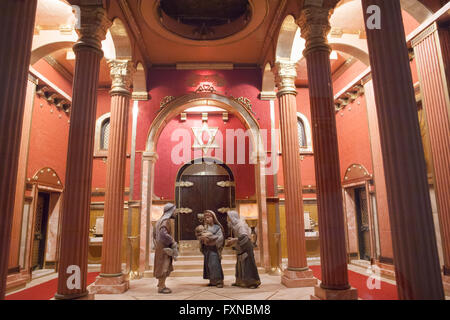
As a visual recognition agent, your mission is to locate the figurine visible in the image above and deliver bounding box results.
[153,203,178,294]
[226,210,261,289]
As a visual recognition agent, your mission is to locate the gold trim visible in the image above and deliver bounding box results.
[175,181,194,188]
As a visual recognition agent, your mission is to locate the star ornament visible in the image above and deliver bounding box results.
[192,122,219,154]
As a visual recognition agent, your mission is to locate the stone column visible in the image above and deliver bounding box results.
[0,0,37,300]
[297,5,357,300]
[90,60,134,294]
[362,0,444,299]
[273,62,317,288]
[412,23,450,293]
[55,6,111,300]
[139,152,158,277]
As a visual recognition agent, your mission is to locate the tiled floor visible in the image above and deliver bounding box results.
[92,274,315,300]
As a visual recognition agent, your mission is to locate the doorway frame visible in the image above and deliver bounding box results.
[342,164,377,264]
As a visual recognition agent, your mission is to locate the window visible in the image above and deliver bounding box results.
[296,112,313,154]
[94,113,111,157]
[100,119,110,150]
[297,118,307,148]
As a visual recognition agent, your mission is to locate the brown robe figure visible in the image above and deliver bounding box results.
[153,203,178,294]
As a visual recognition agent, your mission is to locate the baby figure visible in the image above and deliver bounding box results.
[195,225,213,240]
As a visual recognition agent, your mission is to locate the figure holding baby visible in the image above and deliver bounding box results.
[196,210,225,288]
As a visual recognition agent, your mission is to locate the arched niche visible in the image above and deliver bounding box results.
[140,92,271,272]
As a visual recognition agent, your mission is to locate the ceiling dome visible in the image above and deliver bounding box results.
[158,0,252,40]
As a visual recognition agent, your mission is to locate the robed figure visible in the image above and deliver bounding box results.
[226,210,261,289]
[198,210,225,287]
[153,203,178,294]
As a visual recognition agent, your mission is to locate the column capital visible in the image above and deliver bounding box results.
[296,6,333,56]
[108,60,135,96]
[273,61,298,96]
[74,6,112,54]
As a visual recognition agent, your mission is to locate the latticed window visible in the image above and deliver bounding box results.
[297,118,307,148]
[100,119,110,150]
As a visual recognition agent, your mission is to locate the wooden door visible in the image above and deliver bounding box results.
[31,193,50,269]
[177,174,233,240]
[355,187,370,261]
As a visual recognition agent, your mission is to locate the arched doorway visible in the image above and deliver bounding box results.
[140,92,271,273]
[175,158,236,241]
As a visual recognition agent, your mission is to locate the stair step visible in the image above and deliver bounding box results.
[173,261,236,270]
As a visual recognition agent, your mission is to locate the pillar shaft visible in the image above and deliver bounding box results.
[274,64,308,269]
[274,62,317,288]
[297,6,351,292]
[100,61,134,276]
[412,24,450,276]
[56,6,111,300]
[362,0,444,299]
[0,0,37,300]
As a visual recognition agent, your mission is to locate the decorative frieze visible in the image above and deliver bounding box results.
[334,84,365,111]
[160,96,176,109]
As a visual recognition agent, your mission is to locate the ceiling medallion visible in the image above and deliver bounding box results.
[157,0,252,41]
[192,122,219,154]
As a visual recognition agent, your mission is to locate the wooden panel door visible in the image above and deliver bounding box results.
[355,187,370,261]
[31,193,50,269]
[177,175,233,240]
[205,175,232,238]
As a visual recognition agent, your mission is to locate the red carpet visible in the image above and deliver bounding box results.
[6,272,99,300]
[310,265,398,300]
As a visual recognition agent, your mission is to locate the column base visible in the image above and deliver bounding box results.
[54,291,94,300]
[89,274,129,294]
[281,268,318,288]
[310,285,358,300]
[443,273,450,296]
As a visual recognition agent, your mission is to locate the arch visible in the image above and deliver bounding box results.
[132,62,148,99]
[140,92,271,270]
[31,41,75,65]
[31,167,63,189]
[176,157,235,182]
[146,93,264,157]
[343,163,371,183]
[261,63,276,98]
[275,15,299,62]
[329,41,370,66]
[109,18,132,60]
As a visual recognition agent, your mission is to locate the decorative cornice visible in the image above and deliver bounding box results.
[296,6,333,56]
[75,6,112,53]
[273,61,298,96]
[108,60,135,96]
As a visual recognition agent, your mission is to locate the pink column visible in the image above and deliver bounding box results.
[55,6,111,300]
[274,62,317,288]
[412,23,450,293]
[90,60,134,294]
[362,0,444,299]
[0,0,37,300]
[297,4,357,300]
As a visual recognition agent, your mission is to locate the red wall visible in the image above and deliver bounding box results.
[91,90,133,202]
[335,95,374,178]
[133,69,272,200]
[154,114,256,200]
[27,61,71,184]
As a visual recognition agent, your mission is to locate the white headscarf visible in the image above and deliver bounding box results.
[227,210,251,237]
